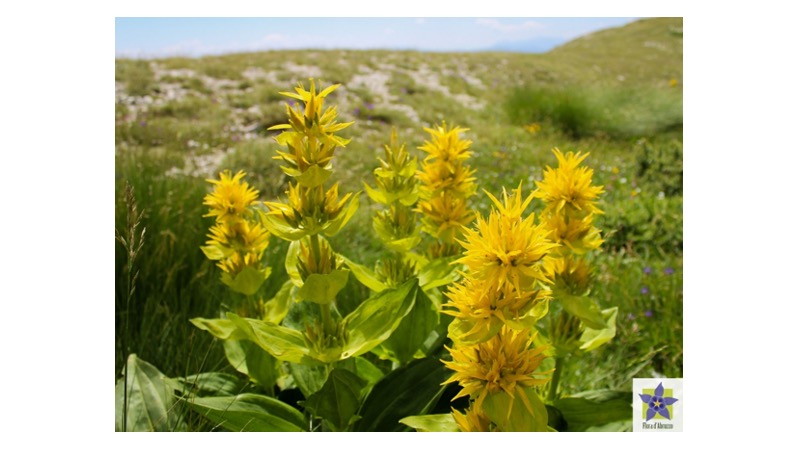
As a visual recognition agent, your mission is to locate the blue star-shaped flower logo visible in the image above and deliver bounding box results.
[639,382,678,420]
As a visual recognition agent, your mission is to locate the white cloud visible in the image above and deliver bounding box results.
[259,33,290,44]
[475,18,545,34]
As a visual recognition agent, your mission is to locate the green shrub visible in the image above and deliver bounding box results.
[598,194,682,257]
[504,85,682,140]
[116,59,156,97]
[634,138,683,196]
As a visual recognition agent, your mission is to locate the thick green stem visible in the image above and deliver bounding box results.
[309,233,322,269]
[320,302,335,337]
[548,356,565,402]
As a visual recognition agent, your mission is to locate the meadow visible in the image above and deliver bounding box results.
[115,17,682,431]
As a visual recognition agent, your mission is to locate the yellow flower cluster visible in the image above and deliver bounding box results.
[365,128,421,254]
[415,122,476,255]
[261,78,361,333]
[362,128,423,287]
[534,149,604,256]
[442,186,555,431]
[262,79,358,244]
[444,328,551,413]
[452,406,494,432]
[534,149,607,361]
[201,170,271,295]
[444,187,556,343]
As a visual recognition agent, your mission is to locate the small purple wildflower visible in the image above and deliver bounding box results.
[664,267,675,275]
[139,120,147,127]
[643,266,652,275]
[353,108,361,116]
[644,310,653,318]
[365,103,375,110]
[640,286,650,295]
[626,313,636,321]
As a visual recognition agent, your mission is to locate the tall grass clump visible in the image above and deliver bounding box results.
[504,85,682,139]
[115,149,236,378]
[116,59,156,97]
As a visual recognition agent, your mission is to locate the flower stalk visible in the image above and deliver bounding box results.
[262,79,357,344]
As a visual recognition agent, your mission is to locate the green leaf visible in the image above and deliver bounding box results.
[220,266,271,296]
[380,285,439,364]
[418,256,459,291]
[384,235,422,253]
[341,255,388,292]
[342,279,417,359]
[296,164,333,187]
[551,389,632,431]
[263,279,293,324]
[400,414,459,432]
[297,269,350,305]
[353,357,385,387]
[579,307,618,351]
[182,393,305,432]
[288,362,328,398]
[115,354,186,431]
[200,243,232,261]
[303,368,366,431]
[364,182,388,204]
[281,294,321,332]
[559,293,607,329]
[174,372,247,397]
[190,318,248,341]
[262,212,309,241]
[285,240,303,287]
[323,194,359,237]
[222,339,278,388]
[227,313,321,365]
[397,190,419,206]
[354,357,449,432]
[483,388,549,432]
[448,316,503,346]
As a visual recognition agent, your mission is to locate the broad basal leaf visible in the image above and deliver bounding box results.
[174,372,248,398]
[354,357,449,432]
[182,393,305,432]
[379,285,438,364]
[303,368,366,431]
[115,354,186,432]
[223,339,278,389]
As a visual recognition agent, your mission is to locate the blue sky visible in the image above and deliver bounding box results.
[115,17,638,57]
